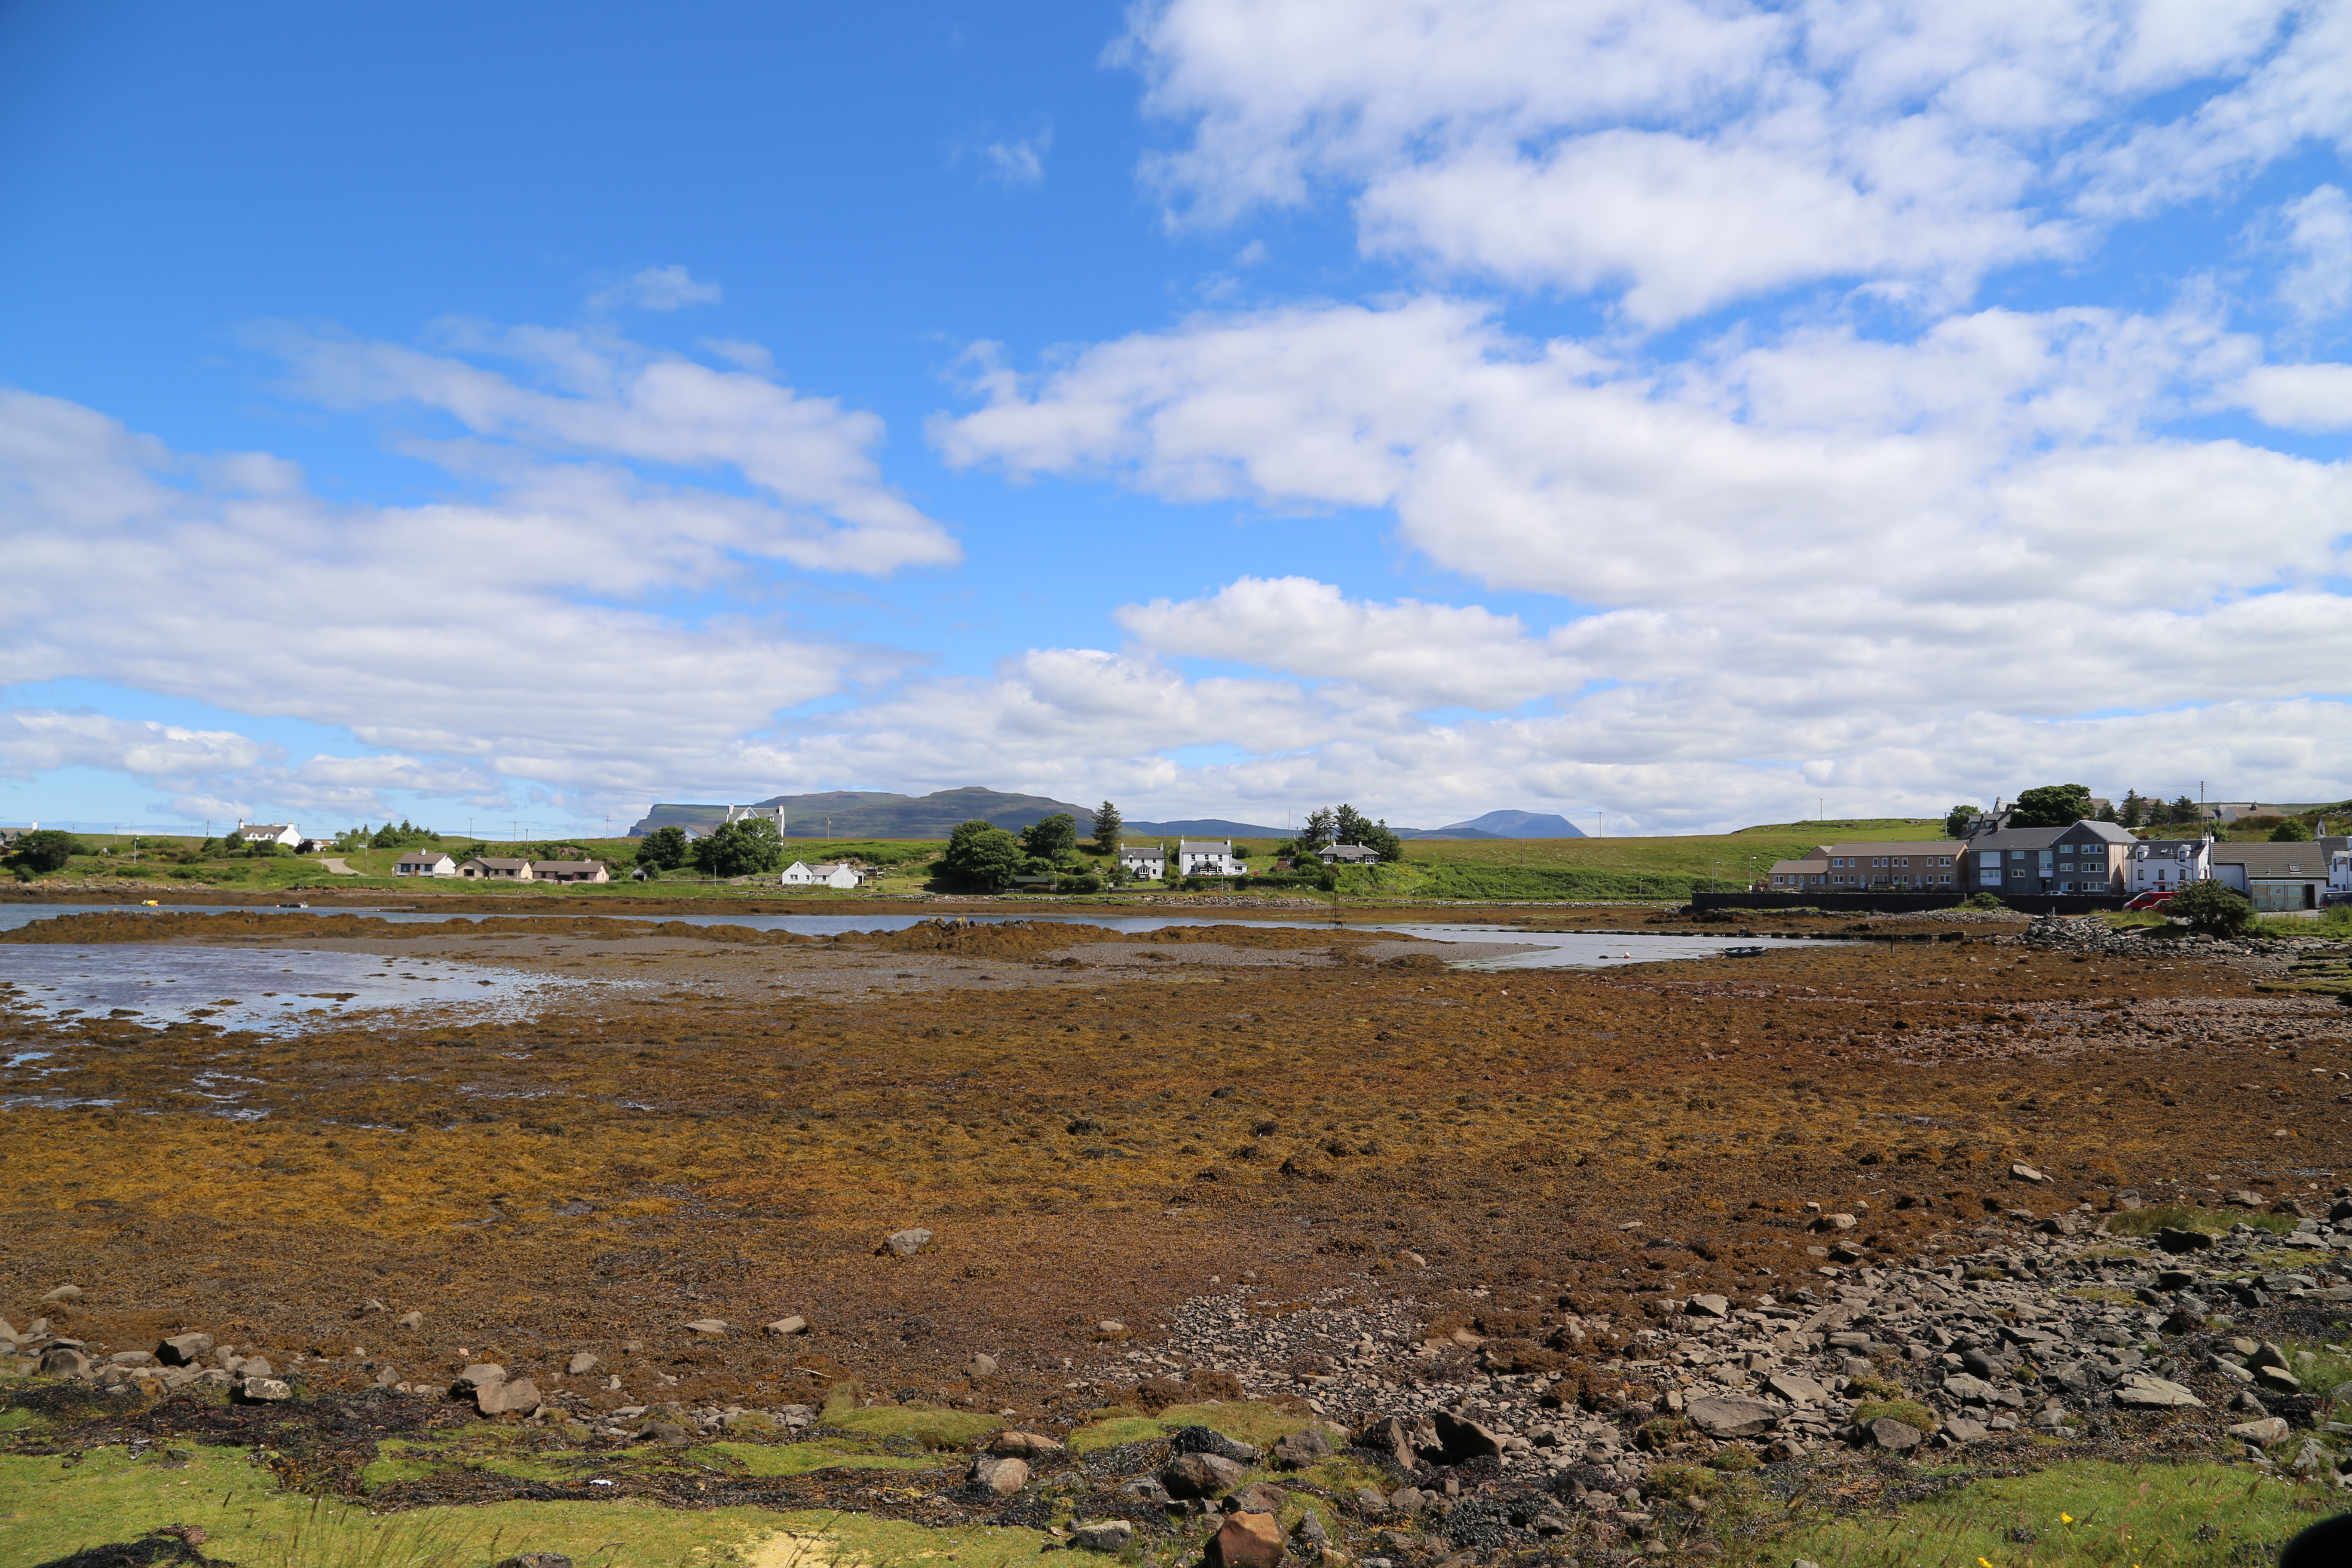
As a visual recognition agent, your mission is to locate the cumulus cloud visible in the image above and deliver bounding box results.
[1121,0,2339,323]
[0,708,273,782]
[2274,184,2352,322]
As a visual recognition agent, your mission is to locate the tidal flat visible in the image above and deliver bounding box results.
[2,904,2349,1566]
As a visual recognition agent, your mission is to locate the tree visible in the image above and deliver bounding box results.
[692,818,787,878]
[1944,804,1981,838]
[1333,804,1375,844]
[1298,808,1335,852]
[637,826,692,870]
[1090,801,1123,857]
[941,820,1023,890]
[2168,878,2252,934]
[2271,818,2314,842]
[2165,795,2200,826]
[6,829,87,874]
[369,818,439,849]
[1020,813,1079,864]
[2007,784,2095,828]
[2118,791,2144,828]
[1360,819,1406,863]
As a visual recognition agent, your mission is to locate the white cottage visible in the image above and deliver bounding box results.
[781,861,861,889]
[2127,836,2212,896]
[394,851,459,877]
[236,821,302,847]
[1178,839,1240,876]
[1118,841,1166,880]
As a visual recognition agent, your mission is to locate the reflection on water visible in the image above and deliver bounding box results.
[0,945,582,1036]
[0,903,1838,973]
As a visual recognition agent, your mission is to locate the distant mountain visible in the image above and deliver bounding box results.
[1400,809,1587,839]
[633,787,1097,839]
[632,790,1581,842]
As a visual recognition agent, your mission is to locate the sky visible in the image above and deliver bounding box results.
[3,0,2349,839]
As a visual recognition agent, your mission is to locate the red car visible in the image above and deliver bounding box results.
[2123,889,2179,910]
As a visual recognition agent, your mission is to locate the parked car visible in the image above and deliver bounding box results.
[2123,889,2179,910]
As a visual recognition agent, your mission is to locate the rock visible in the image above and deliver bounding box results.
[236,1356,274,1378]
[2256,1365,2303,1393]
[964,1353,998,1381]
[1207,1511,1286,1568]
[1942,1416,1988,1443]
[1766,1372,1827,1405]
[2036,1215,2086,1236]
[1686,1294,1730,1318]
[2228,1417,2291,1443]
[1863,1417,1923,1452]
[1163,1452,1251,1498]
[2208,1357,2255,1384]
[480,1378,542,1416]
[1389,1486,1427,1515]
[234,1377,294,1403]
[884,1228,933,1257]
[970,1455,1029,1496]
[1096,1320,1127,1335]
[1272,1427,1333,1467]
[567,1352,600,1376]
[1069,1520,1135,1554]
[763,1316,809,1337]
[1359,1415,1419,1471]
[110,1350,154,1366]
[641,1421,693,1446]
[496,1556,575,1568]
[454,1363,508,1391]
[1351,1487,1388,1513]
[2156,1227,2214,1254]
[1432,1408,1506,1461]
[156,1333,214,1366]
[2156,1268,2197,1290]
[1685,1396,1780,1439]
[989,1430,1065,1460]
[40,1284,83,1304]
[2225,1190,2267,1208]
[39,1347,90,1378]
[395,1310,424,1330]
[1171,1425,1261,1463]
[2012,1163,2049,1183]
[1230,1482,1287,1514]
[1118,1476,1173,1505]
[2250,1341,2290,1372]
[683,1319,729,1336]
[1814,1213,1858,1231]
[2114,1376,2203,1409]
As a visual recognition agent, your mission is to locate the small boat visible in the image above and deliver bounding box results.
[1721,945,1767,958]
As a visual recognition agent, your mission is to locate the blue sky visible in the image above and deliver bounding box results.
[4,0,2350,836]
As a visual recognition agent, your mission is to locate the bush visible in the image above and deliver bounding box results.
[692,818,788,878]
[939,820,1023,890]
[1707,1446,1760,1471]
[5,829,89,873]
[1961,891,2005,910]
[637,826,692,870]
[2270,819,2314,842]
[2168,879,2253,934]
[1850,1398,1939,1433]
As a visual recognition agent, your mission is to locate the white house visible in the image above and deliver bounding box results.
[1319,843,1382,866]
[1118,842,1166,880]
[459,856,535,881]
[2212,842,2337,912]
[394,851,459,877]
[2127,836,2212,896]
[1179,839,1240,876]
[236,821,301,847]
[782,861,861,889]
[532,858,610,884]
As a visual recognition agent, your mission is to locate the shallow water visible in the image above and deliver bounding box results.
[0,945,582,1037]
[0,903,1832,973]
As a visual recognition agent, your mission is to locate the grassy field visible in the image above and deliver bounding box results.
[7,817,1963,901]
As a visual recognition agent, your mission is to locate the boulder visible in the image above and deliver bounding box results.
[2225,1190,2267,1209]
[1942,1416,1988,1443]
[1229,1482,1287,1514]
[480,1378,542,1417]
[884,1228,933,1258]
[763,1317,809,1338]
[157,1333,214,1366]
[2156,1227,2214,1254]
[964,1353,998,1381]
[970,1455,1028,1496]
[1163,1452,1251,1498]
[1358,1415,1419,1472]
[1766,1372,1827,1406]
[683,1319,729,1337]
[454,1363,508,1392]
[2011,1163,2049,1183]
[1271,1427,1333,1467]
[1684,1395,1780,1439]
[2256,1365,2303,1394]
[567,1352,600,1376]
[1117,1476,1173,1505]
[1432,1408,1506,1461]
[1069,1520,1135,1554]
[1862,1417,1923,1452]
[1813,1213,1858,1231]
[395,1310,424,1330]
[988,1430,1065,1460]
[1685,1294,1730,1318]
[1170,1425,1260,1463]
[39,1346,90,1378]
[2227,1417,2291,1444]
[234,1377,294,1403]
[40,1284,83,1304]
[2114,1376,2203,1409]
[1206,1511,1285,1568]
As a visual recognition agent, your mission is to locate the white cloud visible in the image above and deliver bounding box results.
[2275,184,2352,322]
[596,264,724,312]
[981,127,1053,187]
[0,708,273,782]
[1121,0,2339,324]
[2239,361,2352,429]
